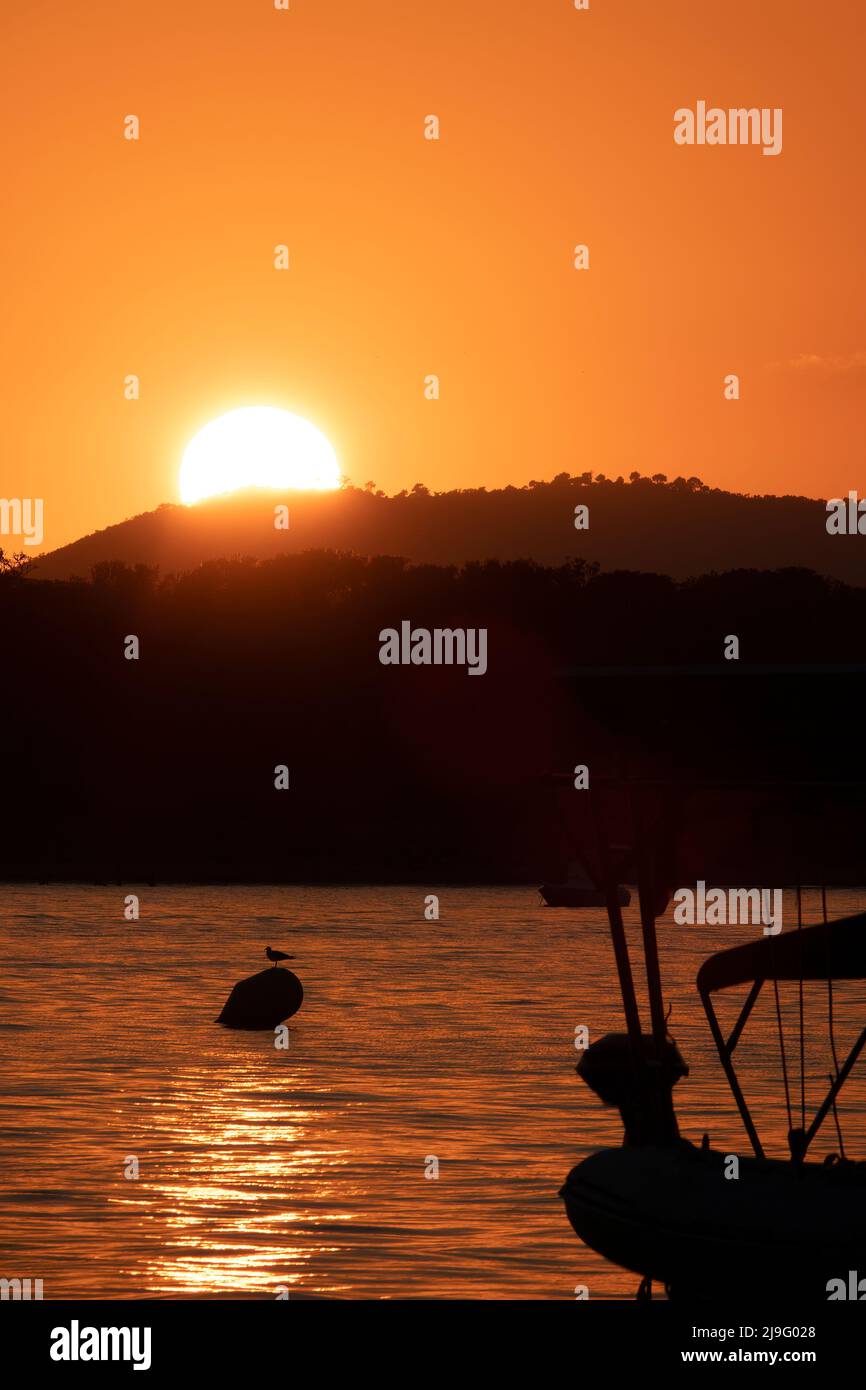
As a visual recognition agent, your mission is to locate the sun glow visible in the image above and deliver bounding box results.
[179,407,340,504]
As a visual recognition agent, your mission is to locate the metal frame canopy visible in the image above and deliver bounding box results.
[561,776,866,1164]
[698,913,866,1161]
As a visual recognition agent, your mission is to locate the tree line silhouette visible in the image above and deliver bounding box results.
[2,549,865,881]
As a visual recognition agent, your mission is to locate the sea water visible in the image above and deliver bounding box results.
[0,884,864,1299]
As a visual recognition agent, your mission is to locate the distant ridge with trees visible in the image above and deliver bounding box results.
[31,473,862,585]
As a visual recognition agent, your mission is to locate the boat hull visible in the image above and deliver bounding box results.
[561,1143,866,1299]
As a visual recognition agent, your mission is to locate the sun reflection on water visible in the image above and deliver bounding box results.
[109,1072,356,1296]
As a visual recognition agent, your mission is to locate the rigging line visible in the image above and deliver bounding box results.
[797,883,805,1131]
[828,1073,847,1161]
[773,971,793,1136]
[823,884,841,1075]
[824,883,846,1158]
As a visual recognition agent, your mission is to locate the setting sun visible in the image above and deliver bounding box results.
[179,407,340,505]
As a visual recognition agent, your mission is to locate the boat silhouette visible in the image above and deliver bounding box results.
[539,857,630,908]
[562,1139,866,1301]
[559,778,866,1300]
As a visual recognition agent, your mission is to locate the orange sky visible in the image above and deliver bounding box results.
[2,0,865,553]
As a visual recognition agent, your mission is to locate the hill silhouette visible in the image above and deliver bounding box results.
[31,474,863,583]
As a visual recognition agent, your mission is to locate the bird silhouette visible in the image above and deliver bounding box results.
[265,946,294,968]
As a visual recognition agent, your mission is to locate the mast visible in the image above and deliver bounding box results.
[591,783,642,1060]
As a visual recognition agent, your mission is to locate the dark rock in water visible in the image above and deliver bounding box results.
[217,967,303,1029]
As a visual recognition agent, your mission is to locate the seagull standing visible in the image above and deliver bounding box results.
[265,946,294,968]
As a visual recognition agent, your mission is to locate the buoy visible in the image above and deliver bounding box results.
[217,966,303,1029]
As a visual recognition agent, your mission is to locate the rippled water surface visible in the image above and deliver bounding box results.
[1,884,864,1299]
